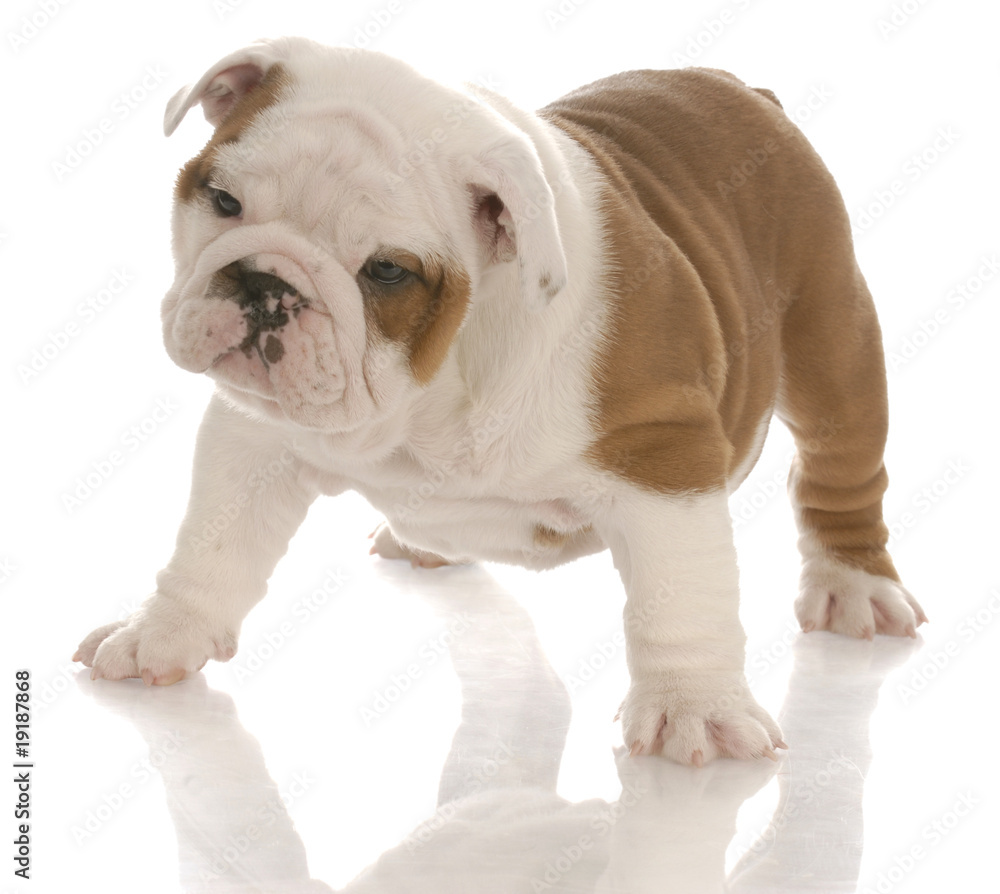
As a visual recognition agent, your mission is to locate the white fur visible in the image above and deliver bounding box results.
[77,396,320,682]
[596,487,782,763]
[78,39,788,763]
[795,533,925,639]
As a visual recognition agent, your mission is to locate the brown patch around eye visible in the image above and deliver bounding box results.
[174,63,291,203]
[359,252,471,385]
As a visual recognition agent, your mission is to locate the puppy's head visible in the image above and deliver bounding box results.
[161,37,567,433]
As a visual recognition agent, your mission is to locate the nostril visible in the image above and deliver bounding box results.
[218,262,242,283]
[240,270,298,309]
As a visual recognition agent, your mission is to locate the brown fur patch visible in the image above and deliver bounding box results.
[542,69,899,579]
[542,70,786,493]
[175,64,291,203]
[358,252,471,385]
[533,524,569,548]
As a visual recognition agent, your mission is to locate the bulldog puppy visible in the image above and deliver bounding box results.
[75,37,926,764]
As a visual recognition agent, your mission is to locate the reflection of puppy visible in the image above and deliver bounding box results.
[75,37,926,764]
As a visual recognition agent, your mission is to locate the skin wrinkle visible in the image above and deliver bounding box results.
[359,351,378,407]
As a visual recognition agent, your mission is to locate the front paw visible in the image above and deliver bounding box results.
[73,598,238,685]
[795,558,928,640]
[619,672,784,766]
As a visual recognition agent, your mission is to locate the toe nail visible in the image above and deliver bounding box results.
[72,651,81,662]
[763,748,778,762]
[775,739,789,750]
[141,669,154,686]
[802,621,815,633]
[691,749,704,768]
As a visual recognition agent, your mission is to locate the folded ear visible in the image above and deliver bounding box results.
[163,40,288,136]
[465,135,569,310]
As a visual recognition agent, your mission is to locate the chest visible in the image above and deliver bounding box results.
[301,390,607,567]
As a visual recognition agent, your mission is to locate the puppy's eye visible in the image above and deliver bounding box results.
[365,258,409,285]
[210,188,242,218]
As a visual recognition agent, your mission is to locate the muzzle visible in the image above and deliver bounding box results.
[214,262,309,367]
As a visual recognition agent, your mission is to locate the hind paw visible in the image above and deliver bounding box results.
[796,558,927,639]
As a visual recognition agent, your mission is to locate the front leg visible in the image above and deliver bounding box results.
[74,395,320,684]
[599,486,784,765]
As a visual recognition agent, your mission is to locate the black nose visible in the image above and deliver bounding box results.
[217,262,303,330]
[240,268,297,306]
[241,269,299,326]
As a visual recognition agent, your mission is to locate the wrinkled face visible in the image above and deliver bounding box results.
[161,63,475,433]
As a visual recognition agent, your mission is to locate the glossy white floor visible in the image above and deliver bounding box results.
[4,2,999,892]
[14,465,1000,893]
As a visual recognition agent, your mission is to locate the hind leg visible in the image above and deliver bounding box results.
[368,522,455,568]
[777,262,927,640]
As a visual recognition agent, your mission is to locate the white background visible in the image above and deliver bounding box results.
[3,0,999,892]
